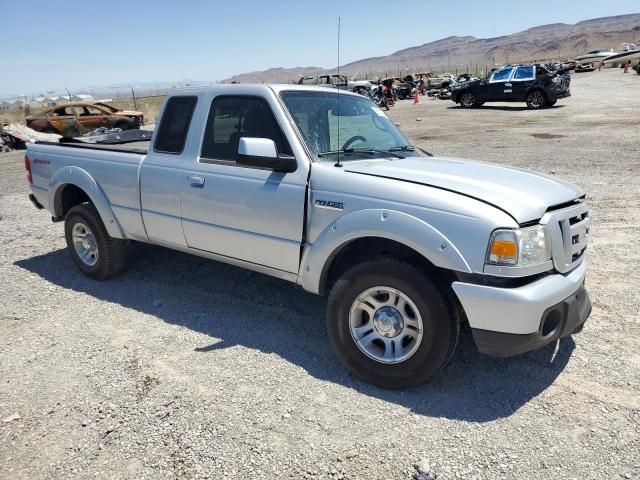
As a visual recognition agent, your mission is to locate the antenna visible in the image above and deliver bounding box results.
[335,17,343,168]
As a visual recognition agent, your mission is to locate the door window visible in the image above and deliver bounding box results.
[489,68,514,83]
[513,66,535,81]
[200,96,292,163]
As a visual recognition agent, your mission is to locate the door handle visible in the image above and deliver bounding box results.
[189,175,205,188]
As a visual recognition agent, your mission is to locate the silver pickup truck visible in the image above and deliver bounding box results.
[26,85,591,388]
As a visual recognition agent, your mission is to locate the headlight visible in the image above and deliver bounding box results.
[486,225,551,267]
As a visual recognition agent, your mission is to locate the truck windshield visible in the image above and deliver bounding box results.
[280,90,418,161]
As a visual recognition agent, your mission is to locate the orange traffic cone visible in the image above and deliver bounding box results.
[413,90,420,105]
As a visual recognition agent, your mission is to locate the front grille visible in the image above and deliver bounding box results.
[541,202,590,273]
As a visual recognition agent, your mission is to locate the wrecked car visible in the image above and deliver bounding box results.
[380,77,413,100]
[413,72,454,89]
[297,74,372,95]
[26,102,143,137]
[451,64,570,109]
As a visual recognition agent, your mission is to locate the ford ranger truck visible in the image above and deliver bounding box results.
[26,85,591,388]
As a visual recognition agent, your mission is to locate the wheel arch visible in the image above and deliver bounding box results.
[49,166,125,238]
[526,87,547,99]
[298,209,472,295]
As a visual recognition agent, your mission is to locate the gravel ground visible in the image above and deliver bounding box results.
[1,68,639,480]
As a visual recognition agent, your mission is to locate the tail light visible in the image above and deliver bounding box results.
[25,155,32,184]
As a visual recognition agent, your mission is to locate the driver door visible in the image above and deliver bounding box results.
[179,94,309,274]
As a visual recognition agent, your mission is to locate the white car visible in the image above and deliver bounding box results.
[298,74,372,94]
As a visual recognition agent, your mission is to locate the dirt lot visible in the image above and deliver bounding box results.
[1,69,639,480]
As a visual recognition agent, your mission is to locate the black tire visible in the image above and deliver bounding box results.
[64,203,127,280]
[459,91,477,108]
[526,90,547,109]
[326,259,459,388]
[546,99,557,107]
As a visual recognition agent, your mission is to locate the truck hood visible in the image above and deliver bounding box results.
[344,157,584,223]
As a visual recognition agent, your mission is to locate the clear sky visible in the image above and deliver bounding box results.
[1,0,638,95]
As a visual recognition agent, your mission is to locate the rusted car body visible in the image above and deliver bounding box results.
[26,103,143,137]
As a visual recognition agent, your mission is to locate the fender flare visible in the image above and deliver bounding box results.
[298,209,472,294]
[48,166,125,239]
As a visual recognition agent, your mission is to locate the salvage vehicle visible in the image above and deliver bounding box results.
[574,48,616,65]
[26,102,143,136]
[380,77,412,100]
[451,64,571,109]
[413,72,454,89]
[26,85,591,388]
[298,74,372,95]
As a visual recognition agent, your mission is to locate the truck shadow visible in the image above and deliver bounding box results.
[15,244,575,422]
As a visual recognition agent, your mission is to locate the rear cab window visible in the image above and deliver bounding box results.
[154,96,198,154]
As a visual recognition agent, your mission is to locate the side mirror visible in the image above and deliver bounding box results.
[237,137,297,173]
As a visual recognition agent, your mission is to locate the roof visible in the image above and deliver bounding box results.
[39,101,123,113]
[167,83,362,97]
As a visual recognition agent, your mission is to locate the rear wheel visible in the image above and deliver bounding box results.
[64,203,127,280]
[526,90,547,109]
[459,92,477,108]
[327,259,459,388]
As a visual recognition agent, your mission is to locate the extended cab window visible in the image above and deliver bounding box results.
[200,96,292,162]
[154,96,197,154]
[490,68,514,82]
[513,66,535,80]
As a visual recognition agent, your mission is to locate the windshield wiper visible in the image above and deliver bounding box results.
[389,144,434,157]
[318,148,405,159]
[388,145,415,152]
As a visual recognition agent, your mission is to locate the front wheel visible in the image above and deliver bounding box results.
[526,90,547,109]
[459,92,477,108]
[327,259,459,388]
[64,203,127,280]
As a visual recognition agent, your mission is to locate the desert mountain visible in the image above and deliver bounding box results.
[224,13,640,83]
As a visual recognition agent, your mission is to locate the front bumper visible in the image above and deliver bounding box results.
[452,260,590,356]
[471,285,590,357]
